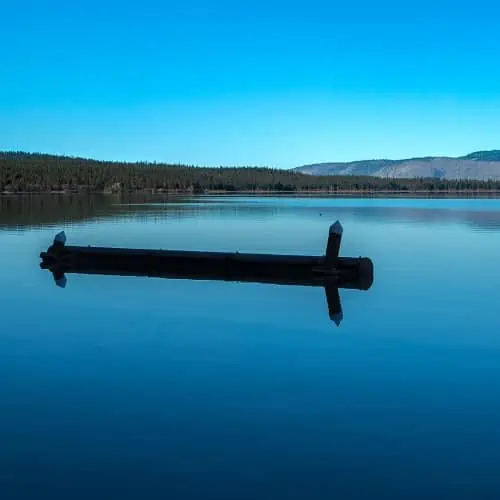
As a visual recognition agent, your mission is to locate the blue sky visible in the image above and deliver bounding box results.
[1,0,499,168]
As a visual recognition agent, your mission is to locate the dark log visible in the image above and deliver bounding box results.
[39,221,374,325]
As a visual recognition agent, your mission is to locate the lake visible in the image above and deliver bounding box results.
[1,194,500,499]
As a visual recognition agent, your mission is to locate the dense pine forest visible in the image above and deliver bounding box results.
[2,152,500,193]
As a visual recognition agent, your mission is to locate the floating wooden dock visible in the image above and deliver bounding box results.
[40,221,373,325]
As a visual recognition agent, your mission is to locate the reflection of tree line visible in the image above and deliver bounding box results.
[0,195,119,228]
[0,194,283,228]
[111,202,281,220]
[3,152,500,193]
[2,193,500,231]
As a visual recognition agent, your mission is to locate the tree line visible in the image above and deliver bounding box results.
[2,152,500,193]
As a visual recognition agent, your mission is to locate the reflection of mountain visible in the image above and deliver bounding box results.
[273,205,500,232]
[2,195,500,232]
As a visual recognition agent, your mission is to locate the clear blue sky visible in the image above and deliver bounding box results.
[1,0,499,168]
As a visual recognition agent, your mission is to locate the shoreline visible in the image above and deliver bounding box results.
[2,189,500,198]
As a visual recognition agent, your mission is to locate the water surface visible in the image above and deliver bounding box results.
[1,194,500,499]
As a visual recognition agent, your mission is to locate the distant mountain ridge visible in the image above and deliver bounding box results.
[294,150,500,180]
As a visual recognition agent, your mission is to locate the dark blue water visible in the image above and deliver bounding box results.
[2,195,500,499]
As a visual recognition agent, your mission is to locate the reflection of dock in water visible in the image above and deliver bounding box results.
[39,221,374,326]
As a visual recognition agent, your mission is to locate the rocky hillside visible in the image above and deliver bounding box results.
[295,150,500,180]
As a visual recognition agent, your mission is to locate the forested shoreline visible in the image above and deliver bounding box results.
[2,152,500,194]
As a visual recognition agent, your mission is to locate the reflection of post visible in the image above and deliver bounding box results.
[52,268,67,288]
[324,282,343,326]
[326,220,343,264]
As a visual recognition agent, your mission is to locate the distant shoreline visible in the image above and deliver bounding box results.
[2,189,500,198]
[3,152,500,195]
[0,152,500,197]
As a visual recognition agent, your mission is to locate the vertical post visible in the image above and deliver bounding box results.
[54,231,66,246]
[325,220,343,264]
[50,231,67,253]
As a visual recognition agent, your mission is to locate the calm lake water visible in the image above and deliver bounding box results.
[2,194,500,499]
